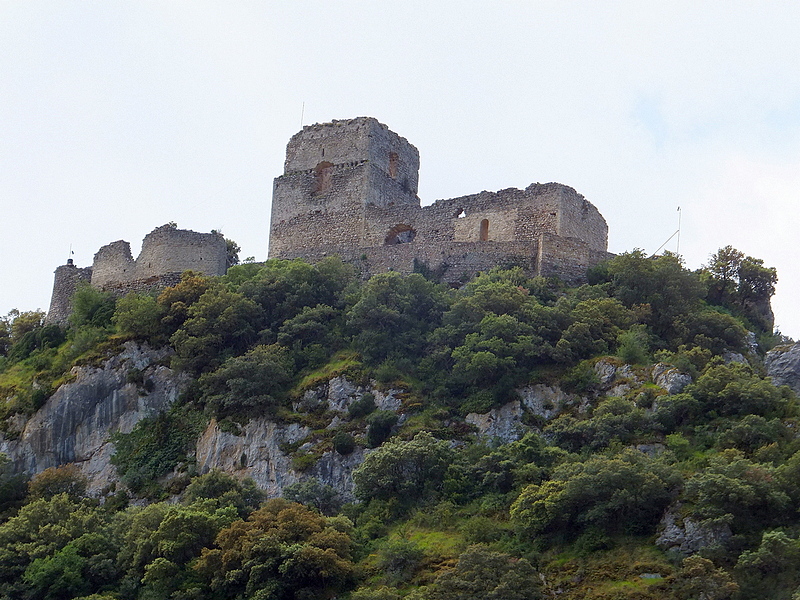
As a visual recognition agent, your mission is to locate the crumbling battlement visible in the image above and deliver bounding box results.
[91,224,226,288]
[269,117,612,284]
[46,225,227,325]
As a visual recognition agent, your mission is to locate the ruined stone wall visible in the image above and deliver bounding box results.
[268,117,612,285]
[271,118,421,259]
[90,240,135,287]
[46,225,226,325]
[537,233,614,283]
[44,263,93,326]
[270,163,370,257]
[283,117,419,195]
[553,186,608,251]
[134,225,227,280]
[91,225,226,290]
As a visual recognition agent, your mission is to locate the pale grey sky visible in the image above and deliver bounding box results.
[2,2,799,338]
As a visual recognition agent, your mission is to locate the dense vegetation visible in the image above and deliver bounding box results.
[0,246,796,600]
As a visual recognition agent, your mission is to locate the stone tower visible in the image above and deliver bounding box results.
[269,117,421,259]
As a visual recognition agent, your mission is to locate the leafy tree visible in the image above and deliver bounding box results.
[347,272,448,365]
[182,470,263,517]
[194,499,355,600]
[553,297,636,363]
[196,344,294,418]
[0,454,28,518]
[240,257,355,334]
[8,309,46,344]
[353,431,454,505]
[112,293,167,343]
[156,271,214,332]
[27,464,87,501]
[366,410,398,447]
[703,245,778,333]
[429,545,543,600]
[68,284,115,330]
[683,450,791,534]
[116,499,238,598]
[736,529,800,598]
[544,397,650,453]
[690,361,792,418]
[511,449,679,538]
[170,284,264,374]
[277,304,343,369]
[283,478,342,516]
[673,555,739,600]
[0,494,112,598]
[225,237,241,268]
[600,250,704,344]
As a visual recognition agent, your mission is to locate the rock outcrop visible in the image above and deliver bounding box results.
[766,343,800,395]
[656,503,732,555]
[651,363,692,395]
[0,342,188,492]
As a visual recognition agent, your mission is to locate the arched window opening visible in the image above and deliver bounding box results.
[388,152,399,178]
[479,219,489,241]
[313,161,334,195]
[384,224,417,245]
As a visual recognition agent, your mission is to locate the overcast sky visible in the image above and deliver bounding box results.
[2,2,799,338]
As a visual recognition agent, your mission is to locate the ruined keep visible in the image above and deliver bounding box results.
[46,224,227,325]
[269,117,612,284]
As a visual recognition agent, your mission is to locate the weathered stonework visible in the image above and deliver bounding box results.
[44,260,93,325]
[269,117,612,284]
[46,224,227,325]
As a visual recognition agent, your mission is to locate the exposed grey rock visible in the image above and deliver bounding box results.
[308,447,369,503]
[746,331,759,355]
[195,417,309,498]
[518,384,568,420]
[465,401,525,443]
[197,375,404,500]
[593,358,643,397]
[766,343,800,395]
[656,503,732,555]
[722,351,748,365]
[295,375,404,414]
[0,342,187,493]
[651,363,692,395]
[594,358,619,386]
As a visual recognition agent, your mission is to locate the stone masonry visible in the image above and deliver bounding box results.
[269,117,612,284]
[46,224,227,325]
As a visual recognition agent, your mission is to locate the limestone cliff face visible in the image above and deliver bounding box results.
[766,342,800,395]
[194,375,392,502]
[0,342,188,492]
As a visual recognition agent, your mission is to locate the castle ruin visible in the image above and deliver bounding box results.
[46,117,613,325]
[268,117,611,284]
[46,224,227,325]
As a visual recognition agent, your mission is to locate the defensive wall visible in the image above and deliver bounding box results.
[46,224,227,325]
[269,117,612,285]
